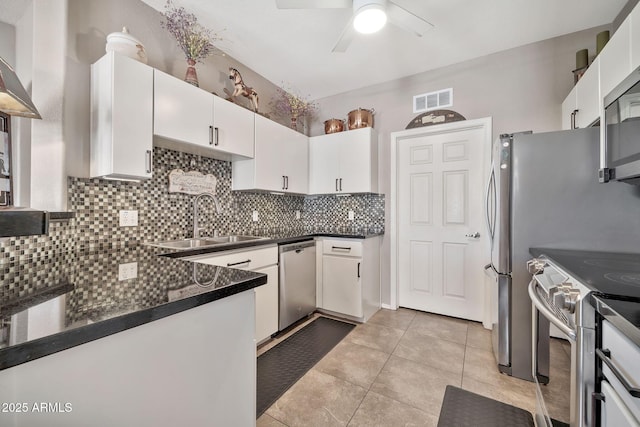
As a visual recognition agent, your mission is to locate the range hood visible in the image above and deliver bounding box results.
[0,206,49,238]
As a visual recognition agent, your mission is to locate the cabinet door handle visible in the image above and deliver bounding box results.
[214,127,219,146]
[285,176,289,190]
[571,109,579,129]
[339,178,343,191]
[357,262,361,278]
[596,348,640,398]
[227,259,251,267]
[336,178,339,192]
[282,176,286,190]
[145,150,152,174]
[209,125,214,145]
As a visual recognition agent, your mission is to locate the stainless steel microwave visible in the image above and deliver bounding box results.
[600,65,640,184]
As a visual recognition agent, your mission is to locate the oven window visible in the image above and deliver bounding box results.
[606,80,640,166]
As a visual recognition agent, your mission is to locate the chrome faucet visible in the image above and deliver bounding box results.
[193,192,222,238]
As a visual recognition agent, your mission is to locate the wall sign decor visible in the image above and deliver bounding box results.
[405,109,466,129]
[168,169,217,195]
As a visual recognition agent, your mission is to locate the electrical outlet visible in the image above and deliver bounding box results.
[118,262,138,281]
[295,210,301,220]
[119,210,138,227]
[252,211,259,222]
[348,210,355,221]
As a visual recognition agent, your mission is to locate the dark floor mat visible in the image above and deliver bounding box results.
[438,385,534,427]
[256,316,355,418]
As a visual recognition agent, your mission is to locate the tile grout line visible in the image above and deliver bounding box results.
[345,313,416,426]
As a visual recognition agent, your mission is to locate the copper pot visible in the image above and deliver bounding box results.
[347,108,375,130]
[324,118,345,134]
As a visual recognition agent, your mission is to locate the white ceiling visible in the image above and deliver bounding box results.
[138,0,627,99]
[1,0,628,99]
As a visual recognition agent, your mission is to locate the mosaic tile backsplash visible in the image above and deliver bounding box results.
[0,146,384,262]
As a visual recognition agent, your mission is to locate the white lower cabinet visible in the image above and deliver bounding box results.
[318,237,380,322]
[186,245,278,344]
[253,264,279,344]
[323,255,363,317]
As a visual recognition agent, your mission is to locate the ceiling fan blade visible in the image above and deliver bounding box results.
[386,1,434,37]
[275,0,351,9]
[331,19,356,52]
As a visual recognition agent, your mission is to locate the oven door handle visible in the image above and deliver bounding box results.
[596,348,640,398]
[528,279,576,341]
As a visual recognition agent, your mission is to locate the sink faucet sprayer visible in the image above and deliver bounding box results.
[193,192,222,238]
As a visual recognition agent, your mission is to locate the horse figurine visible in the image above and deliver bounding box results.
[228,67,259,112]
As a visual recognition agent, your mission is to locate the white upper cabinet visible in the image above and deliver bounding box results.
[154,69,213,147]
[563,58,601,130]
[232,114,308,194]
[631,4,640,72]
[575,57,601,128]
[90,52,153,180]
[153,70,254,160]
[600,18,632,100]
[561,84,578,130]
[212,96,254,158]
[309,128,378,194]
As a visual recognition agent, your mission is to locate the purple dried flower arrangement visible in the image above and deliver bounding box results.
[271,85,318,120]
[160,0,221,63]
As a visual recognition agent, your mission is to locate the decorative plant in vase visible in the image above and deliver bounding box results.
[270,85,318,133]
[160,0,221,87]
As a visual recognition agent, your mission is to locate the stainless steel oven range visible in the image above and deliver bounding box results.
[528,248,640,427]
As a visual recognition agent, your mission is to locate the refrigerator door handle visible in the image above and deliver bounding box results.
[485,163,496,245]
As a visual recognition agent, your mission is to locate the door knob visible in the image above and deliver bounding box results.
[465,232,481,238]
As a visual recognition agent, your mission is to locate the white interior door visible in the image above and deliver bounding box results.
[397,123,488,321]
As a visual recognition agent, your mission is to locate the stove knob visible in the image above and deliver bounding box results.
[527,258,546,274]
[564,289,581,314]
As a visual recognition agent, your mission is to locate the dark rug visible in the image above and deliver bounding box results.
[256,316,356,418]
[438,385,534,427]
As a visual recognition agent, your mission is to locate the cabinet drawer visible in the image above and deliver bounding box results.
[602,320,640,418]
[187,245,277,270]
[322,239,363,257]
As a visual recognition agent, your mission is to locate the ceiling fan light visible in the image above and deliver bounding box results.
[353,4,387,34]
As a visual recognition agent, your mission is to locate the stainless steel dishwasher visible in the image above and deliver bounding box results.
[278,240,316,331]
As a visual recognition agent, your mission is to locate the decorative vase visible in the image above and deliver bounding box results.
[185,59,199,87]
[290,116,298,130]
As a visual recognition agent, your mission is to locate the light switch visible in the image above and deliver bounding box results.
[348,210,355,221]
[295,210,301,220]
[252,211,259,222]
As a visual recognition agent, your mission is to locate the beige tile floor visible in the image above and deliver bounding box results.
[257,308,570,427]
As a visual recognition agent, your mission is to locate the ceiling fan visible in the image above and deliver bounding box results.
[275,0,434,52]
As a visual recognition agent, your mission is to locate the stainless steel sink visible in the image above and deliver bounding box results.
[146,235,267,250]
[208,235,266,244]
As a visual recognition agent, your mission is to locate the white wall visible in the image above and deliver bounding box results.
[0,22,15,64]
[9,0,294,210]
[29,0,68,211]
[310,26,609,306]
[13,2,33,208]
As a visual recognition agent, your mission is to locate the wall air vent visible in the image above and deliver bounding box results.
[413,88,453,113]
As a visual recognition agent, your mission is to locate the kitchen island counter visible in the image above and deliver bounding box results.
[0,244,266,371]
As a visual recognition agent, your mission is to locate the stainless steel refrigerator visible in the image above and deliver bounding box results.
[484,127,640,381]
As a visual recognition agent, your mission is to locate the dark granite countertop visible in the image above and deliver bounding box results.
[0,244,267,370]
[159,230,385,258]
[0,230,384,370]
